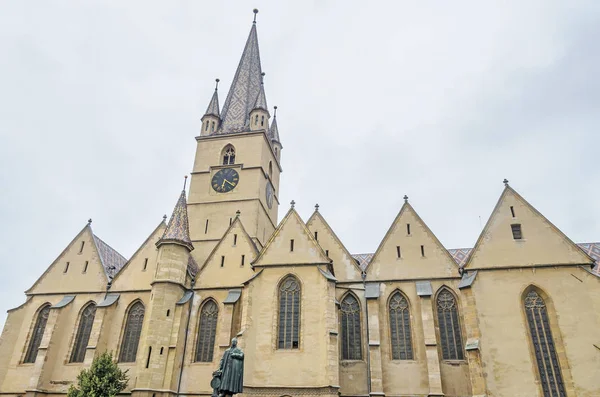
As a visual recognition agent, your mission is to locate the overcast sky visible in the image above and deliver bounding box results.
[1,1,599,329]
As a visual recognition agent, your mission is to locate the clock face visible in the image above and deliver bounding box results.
[266,182,274,209]
[211,168,239,193]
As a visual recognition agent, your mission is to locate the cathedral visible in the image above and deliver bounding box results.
[1,11,600,397]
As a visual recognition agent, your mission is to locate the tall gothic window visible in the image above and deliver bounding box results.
[70,303,97,363]
[389,292,413,360]
[23,304,51,363]
[278,276,300,349]
[119,301,145,363]
[195,300,218,362]
[340,294,362,360]
[222,145,235,165]
[524,290,566,397]
[436,288,464,360]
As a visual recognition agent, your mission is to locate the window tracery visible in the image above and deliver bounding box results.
[340,294,362,360]
[222,145,236,165]
[389,292,413,360]
[436,288,464,360]
[278,276,300,349]
[70,303,96,363]
[119,301,145,363]
[195,300,218,362]
[24,305,51,363]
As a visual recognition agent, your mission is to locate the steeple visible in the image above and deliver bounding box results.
[219,10,265,133]
[201,79,221,135]
[269,106,281,144]
[250,73,270,131]
[157,178,193,251]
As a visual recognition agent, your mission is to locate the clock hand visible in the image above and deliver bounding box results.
[224,179,236,187]
[221,180,226,189]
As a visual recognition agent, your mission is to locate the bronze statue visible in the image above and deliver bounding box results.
[211,338,244,397]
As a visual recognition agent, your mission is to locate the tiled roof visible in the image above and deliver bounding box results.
[159,189,193,250]
[352,242,600,276]
[269,113,280,144]
[204,89,220,118]
[187,255,199,279]
[93,234,127,278]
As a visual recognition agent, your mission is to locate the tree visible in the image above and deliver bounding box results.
[67,351,129,397]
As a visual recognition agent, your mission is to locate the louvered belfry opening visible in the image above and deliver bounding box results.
[70,303,97,363]
[195,300,218,362]
[119,301,145,363]
[389,292,413,360]
[436,288,464,360]
[23,305,51,363]
[524,290,566,397]
[278,276,300,349]
[340,294,362,360]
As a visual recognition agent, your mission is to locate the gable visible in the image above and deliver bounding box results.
[27,225,109,294]
[466,187,594,269]
[306,211,362,281]
[253,209,329,267]
[110,222,166,291]
[367,203,457,279]
[196,217,258,287]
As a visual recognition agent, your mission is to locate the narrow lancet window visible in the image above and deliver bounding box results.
[389,292,413,360]
[222,145,236,165]
[524,290,566,397]
[119,302,145,362]
[278,276,300,349]
[195,300,218,362]
[436,288,464,360]
[70,303,97,363]
[23,305,51,363]
[340,294,362,360]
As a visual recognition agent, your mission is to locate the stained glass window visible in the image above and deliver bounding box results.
[69,303,97,363]
[222,145,235,165]
[278,276,300,349]
[524,290,566,397]
[436,288,464,360]
[119,301,145,363]
[24,305,51,363]
[389,292,413,360]
[195,300,218,362]
[340,294,362,360]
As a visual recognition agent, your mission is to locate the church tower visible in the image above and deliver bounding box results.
[187,10,281,265]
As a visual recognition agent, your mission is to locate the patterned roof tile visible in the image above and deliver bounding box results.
[93,234,127,278]
[204,89,220,118]
[158,190,193,251]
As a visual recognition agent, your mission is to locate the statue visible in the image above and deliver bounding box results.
[211,338,244,397]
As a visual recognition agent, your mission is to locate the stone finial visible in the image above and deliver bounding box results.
[215,78,220,91]
[87,218,92,225]
[403,195,409,203]
[163,214,167,222]
[315,203,320,212]
[183,175,188,190]
[273,105,278,117]
[503,178,509,186]
[253,8,258,23]
[290,200,296,209]
[236,210,241,217]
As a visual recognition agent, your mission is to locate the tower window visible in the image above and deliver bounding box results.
[407,224,411,235]
[83,261,89,273]
[143,258,148,271]
[396,246,401,258]
[166,309,170,317]
[220,256,225,267]
[261,115,265,126]
[79,241,85,253]
[160,347,164,355]
[222,145,235,165]
[241,255,245,267]
[269,161,273,178]
[420,245,425,257]
[233,234,238,246]
[290,239,294,252]
[64,262,70,273]
[510,206,516,218]
[211,121,215,132]
[145,346,152,368]
[205,121,209,131]
[511,224,522,240]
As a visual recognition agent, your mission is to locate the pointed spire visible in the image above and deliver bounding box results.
[219,12,264,133]
[157,178,194,251]
[204,78,220,118]
[252,72,269,112]
[269,105,281,143]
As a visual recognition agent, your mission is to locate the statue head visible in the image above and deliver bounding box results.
[231,337,238,347]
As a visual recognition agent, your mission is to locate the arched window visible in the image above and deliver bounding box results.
[389,292,413,360]
[23,304,51,363]
[119,301,145,363]
[195,300,218,362]
[524,290,566,397]
[340,294,362,360]
[436,288,464,360]
[222,145,235,165]
[278,276,300,349]
[70,303,97,363]
[205,121,209,131]
[268,161,273,179]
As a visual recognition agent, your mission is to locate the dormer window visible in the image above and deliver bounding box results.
[222,145,235,165]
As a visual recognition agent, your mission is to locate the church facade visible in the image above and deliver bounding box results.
[1,14,600,397]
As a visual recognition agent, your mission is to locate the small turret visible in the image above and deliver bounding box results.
[269,106,282,161]
[250,72,270,131]
[201,79,221,136]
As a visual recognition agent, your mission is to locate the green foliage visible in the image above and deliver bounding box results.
[67,351,129,397]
